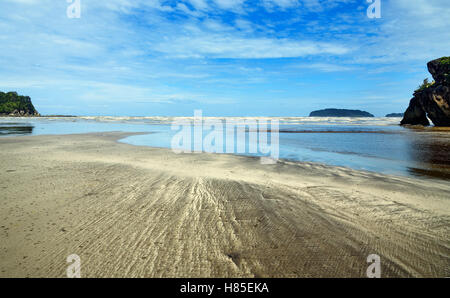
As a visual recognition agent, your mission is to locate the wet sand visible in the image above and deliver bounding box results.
[0,132,449,277]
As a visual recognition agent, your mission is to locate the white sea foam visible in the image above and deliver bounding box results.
[69,116,401,127]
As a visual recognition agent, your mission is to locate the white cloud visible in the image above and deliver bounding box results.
[351,0,450,64]
[296,63,356,72]
[153,34,350,58]
[4,0,39,4]
[186,0,209,10]
[213,0,246,12]
[262,0,299,11]
[1,0,449,116]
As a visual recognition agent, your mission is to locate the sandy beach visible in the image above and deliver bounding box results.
[0,132,448,278]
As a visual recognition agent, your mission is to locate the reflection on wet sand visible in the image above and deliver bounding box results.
[407,131,450,180]
[1,117,449,181]
[0,124,34,135]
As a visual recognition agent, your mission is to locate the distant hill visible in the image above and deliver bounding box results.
[309,108,374,117]
[385,113,404,117]
[0,91,40,116]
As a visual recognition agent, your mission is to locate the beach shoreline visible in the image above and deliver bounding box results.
[0,132,449,277]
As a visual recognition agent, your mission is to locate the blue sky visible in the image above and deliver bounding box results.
[0,0,449,116]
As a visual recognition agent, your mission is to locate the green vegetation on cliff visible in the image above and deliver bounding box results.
[0,91,39,116]
[436,56,450,65]
[416,78,435,92]
[415,57,450,92]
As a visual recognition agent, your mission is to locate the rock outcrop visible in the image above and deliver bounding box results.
[0,91,40,117]
[309,108,374,117]
[401,57,450,126]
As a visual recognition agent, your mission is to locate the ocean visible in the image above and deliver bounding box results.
[1,116,449,180]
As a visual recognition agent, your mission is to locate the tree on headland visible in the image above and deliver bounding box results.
[416,78,435,92]
[0,91,40,116]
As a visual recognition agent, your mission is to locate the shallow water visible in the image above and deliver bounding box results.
[1,116,449,180]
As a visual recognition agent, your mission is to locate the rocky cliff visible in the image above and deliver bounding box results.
[0,91,40,117]
[401,57,450,126]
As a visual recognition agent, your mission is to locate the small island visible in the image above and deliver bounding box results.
[0,91,40,117]
[385,113,404,117]
[309,108,374,117]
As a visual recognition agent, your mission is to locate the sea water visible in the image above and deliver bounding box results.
[1,116,449,180]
